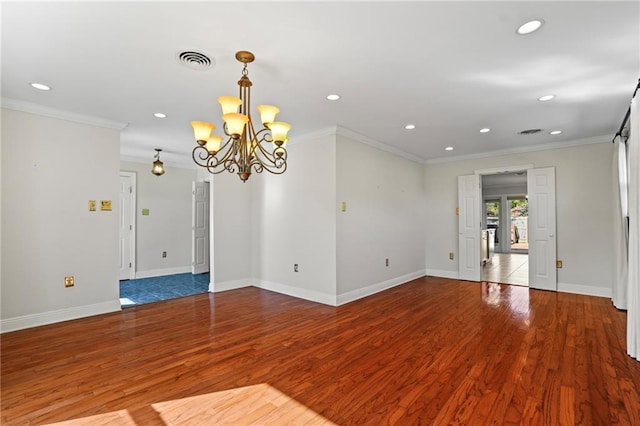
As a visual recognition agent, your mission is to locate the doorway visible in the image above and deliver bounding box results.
[119,171,136,281]
[458,166,557,291]
[118,167,211,307]
[481,174,529,286]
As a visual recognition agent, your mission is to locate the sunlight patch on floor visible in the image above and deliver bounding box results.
[46,384,335,425]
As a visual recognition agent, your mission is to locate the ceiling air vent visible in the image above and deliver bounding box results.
[176,50,213,71]
[518,128,542,135]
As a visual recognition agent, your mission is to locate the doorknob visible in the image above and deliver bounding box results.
[549,234,554,237]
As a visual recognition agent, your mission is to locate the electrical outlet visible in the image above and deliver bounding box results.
[385,258,389,267]
[65,276,74,287]
[556,260,563,268]
[449,252,454,260]
[294,264,299,272]
[162,251,167,258]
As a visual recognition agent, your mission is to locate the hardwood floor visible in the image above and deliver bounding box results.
[2,277,639,425]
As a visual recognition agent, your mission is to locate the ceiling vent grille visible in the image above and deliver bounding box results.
[177,51,213,71]
[518,128,542,135]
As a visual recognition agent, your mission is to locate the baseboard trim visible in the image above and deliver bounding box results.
[337,270,426,306]
[134,267,191,279]
[425,268,460,280]
[210,279,252,293]
[254,280,337,306]
[0,300,122,333]
[558,282,612,298]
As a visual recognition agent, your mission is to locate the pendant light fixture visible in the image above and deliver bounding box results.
[151,148,165,176]
[190,51,291,182]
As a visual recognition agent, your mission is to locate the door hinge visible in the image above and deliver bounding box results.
[129,186,132,193]
[129,262,132,268]
[129,225,132,230]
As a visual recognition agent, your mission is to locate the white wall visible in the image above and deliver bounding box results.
[120,161,197,277]
[482,184,527,197]
[1,108,121,331]
[336,135,426,303]
[210,170,254,290]
[252,134,337,304]
[425,141,615,296]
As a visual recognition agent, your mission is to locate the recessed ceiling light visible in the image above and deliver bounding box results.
[445,146,454,151]
[550,130,562,135]
[480,128,491,133]
[30,82,51,91]
[538,95,555,101]
[154,113,167,118]
[517,19,544,35]
[405,124,416,130]
[327,94,341,101]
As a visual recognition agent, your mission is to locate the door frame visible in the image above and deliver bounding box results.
[459,164,539,284]
[119,171,137,280]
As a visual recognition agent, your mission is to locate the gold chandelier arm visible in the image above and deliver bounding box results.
[192,136,238,174]
[250,142,287,172]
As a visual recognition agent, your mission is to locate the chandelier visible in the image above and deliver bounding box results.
[190,51,291,182]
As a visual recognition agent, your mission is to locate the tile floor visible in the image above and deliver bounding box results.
[482,253,528,287]
[119,273,210,307]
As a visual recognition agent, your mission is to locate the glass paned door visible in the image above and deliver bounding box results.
[509,197,528,252]
[484,200,500,252]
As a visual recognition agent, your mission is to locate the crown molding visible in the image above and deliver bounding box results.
[1,98,129,130]
[289,126,340,145]
[424,134,611,165]
[288,126,426,165]
[335,126,426,164]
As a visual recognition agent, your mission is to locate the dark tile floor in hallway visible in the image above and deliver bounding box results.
[119,273,210,307]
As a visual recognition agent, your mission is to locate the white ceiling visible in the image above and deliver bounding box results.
[2,1,638,167]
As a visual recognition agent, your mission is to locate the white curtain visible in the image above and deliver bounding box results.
[613,135,628,310]
[628,95,639,360]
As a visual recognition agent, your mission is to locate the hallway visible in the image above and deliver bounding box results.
[119,273,210,306]
[482,253,528,286]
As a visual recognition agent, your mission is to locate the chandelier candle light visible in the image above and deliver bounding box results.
[191,51,291,182]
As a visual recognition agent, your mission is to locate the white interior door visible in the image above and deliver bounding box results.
[119,172,135,280]
[458,174,481,281]
[192,181,210,274]
[527,167,557,291]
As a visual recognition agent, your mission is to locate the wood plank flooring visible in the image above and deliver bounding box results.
[2,277,639,425]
